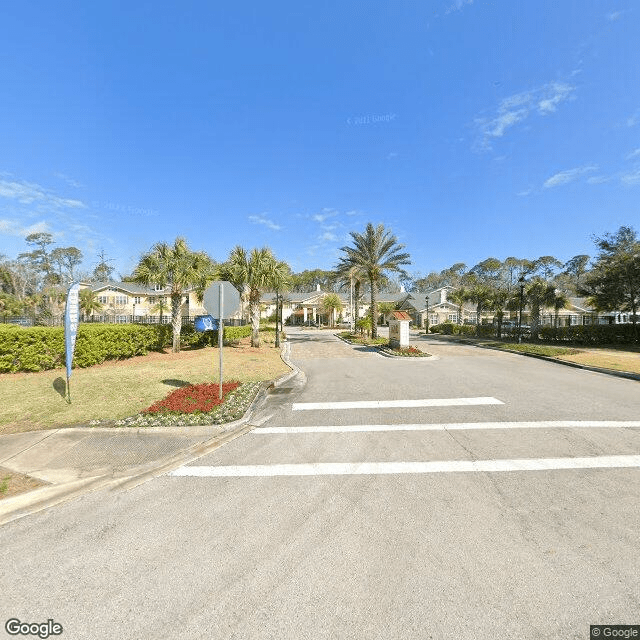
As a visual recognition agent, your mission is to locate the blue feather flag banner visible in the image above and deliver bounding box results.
[65,283,81,382]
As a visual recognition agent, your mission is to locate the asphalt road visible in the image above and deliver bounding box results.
[1,328,639,640]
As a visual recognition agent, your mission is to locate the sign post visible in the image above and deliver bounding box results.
[202,281,241,401]
[218,282,223,399]
[64,283,81,403]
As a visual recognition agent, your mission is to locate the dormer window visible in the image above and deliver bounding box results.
[154,284,164,292]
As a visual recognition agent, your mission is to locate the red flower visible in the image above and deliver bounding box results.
[142,381,241,414]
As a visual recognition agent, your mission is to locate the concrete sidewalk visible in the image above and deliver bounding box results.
[0,341,302,526]
[0,417,258,526]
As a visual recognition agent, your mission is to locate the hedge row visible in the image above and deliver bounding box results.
[182,324,252,347]
[539,323,638,345]
[429,322,494,337]
[0,324,173,373]
[428,320,638,345]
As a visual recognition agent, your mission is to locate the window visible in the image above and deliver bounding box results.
[133,296,142,304]
[114,295,128,305]
[448,314,457,322]
[115,315,128,324]
[154,284,164,292]
[98,295,108,304]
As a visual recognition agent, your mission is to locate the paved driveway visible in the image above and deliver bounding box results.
[1,329,639,640]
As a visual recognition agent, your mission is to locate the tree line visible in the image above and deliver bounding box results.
[1,224,638,346]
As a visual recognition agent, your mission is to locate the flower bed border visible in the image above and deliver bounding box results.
[113,381,263,428]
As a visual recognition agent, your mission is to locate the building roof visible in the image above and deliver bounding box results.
[390,311,412,321]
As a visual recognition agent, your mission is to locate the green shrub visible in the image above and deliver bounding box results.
[183,324,252,347]
[430,322,454,334]
[0,324,173,373]
[539,324,638,345]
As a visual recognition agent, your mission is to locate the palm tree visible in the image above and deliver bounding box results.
[447,286,467,325]
[553,291,569,328]
[320,293,343,328]
[487,287,510,338]
[133,237,215,352]
[377,301,397,325]
[464,276,493,334]
[150,297,170,324]
[334,263,366,329]
[336,223,411,339]
[223,246,289,347]
[526,278,557,340]
[79,288,103,321]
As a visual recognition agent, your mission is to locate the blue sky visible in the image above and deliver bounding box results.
[0,1,638,280]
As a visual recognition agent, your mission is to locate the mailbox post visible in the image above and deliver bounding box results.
[388,311,411,349]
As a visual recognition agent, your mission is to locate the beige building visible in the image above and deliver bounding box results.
[82,282,209,323]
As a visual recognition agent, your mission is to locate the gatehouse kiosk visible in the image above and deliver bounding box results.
[388,311,412,349]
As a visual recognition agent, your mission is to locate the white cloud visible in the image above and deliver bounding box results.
[587,175,611,185]
[0,178,86,210]
[543,165,597,188]
[516,189,533,197]
[445,0,473,15]
[53,172,83,189]
[0,218,52,238]
[319,231,338,242]
[621,168,640,186]
[248,214,281,231]
[625,148,640,160]
[607,10,624,21]
[386,152,399,160]
[627,110,640,127]
[537,83,574,114]
[312,209,339,223]
[474,82,576,151]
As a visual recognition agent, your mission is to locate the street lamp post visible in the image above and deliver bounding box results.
[425,295,430,335]
[517,276,525,344]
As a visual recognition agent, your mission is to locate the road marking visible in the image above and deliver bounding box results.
[169,455,640,478]
[292,397,504,411]
[254,420,640,434]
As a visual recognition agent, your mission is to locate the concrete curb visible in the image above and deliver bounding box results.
[0,424,255,527]
[423,334,640,382]
[0,340,301,525]
[334,333,438,360]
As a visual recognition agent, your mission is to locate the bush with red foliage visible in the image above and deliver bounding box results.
[143,381,241,414]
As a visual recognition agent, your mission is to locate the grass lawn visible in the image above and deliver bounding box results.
[483,342,581,357]
[0,333,289,434]
[482,341,639,374]
[336,331,388,346]
[556,346,640,374]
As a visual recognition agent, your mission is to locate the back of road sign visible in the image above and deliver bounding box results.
[202,281,241,318]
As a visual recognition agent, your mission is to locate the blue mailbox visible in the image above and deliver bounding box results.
[194,315,219,333]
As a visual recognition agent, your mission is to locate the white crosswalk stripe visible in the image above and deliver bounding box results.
[167,395,640,480]
[254,420,640,434]
[292,396,503,410]
[170,455,640,477]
